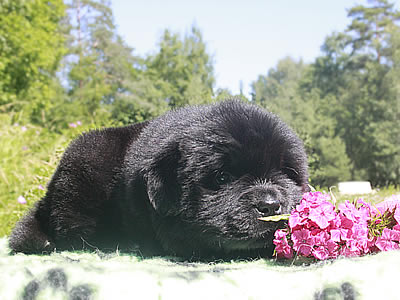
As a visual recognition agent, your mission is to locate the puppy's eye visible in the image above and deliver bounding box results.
[214,171,233,186]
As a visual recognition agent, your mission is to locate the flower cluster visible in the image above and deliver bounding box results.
[273,192,400,260]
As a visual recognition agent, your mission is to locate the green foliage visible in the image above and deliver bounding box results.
[315,0,400,186]
[1,0,400,237]
[252,57,307,124]
[347,0,400,63]
[62,3,217,126]
[64,0,138,123]
[111,25,217,125]
[214,88,249,102]
[145,26,215,108]
[0,112,114,236]
[252,0,400,187]
[0,0,66,124]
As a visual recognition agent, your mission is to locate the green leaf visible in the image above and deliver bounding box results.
[258,214,290,222]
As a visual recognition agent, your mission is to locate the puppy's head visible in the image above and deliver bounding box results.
[144,100,309,258]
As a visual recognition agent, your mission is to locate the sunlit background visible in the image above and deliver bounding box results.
[111,0,358,97]
[0,0,399,236]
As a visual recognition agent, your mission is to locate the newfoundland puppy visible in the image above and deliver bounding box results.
[9,100,309,259]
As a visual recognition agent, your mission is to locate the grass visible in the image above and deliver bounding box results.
[0,112,399,237]
[0,113,104,236]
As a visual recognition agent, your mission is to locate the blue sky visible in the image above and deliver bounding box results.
[110,0,395,97]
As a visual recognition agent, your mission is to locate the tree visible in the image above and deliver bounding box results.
[305,0,400,186]
[251,57,306,124]
[62,0,145,125]
[347,0,400,63]
[145,26,215,108]
[0,0,66,124]
[110,76,169,125]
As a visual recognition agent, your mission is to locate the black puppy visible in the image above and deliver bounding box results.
[9,100,309,259]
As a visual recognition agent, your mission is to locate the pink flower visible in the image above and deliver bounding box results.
[339,201,359,222]
[69,123,77,128]
[393,224,400,232]
[272,192,400,260]
[394,207,400,225]
[349,238,369,254]
[352,223,368,238]
[330,228,350,242]
[276,244,293,259]
[330,229,341,242]
[274,229,287,240]
[274,241,293,259]
[346,240,363,255]
[302,192,331,207]
[383,228,400,242]
[292,229,313,256]
[38,184,45,191]
[357,199,373,212]
[375,228,400,251]
[273,229,293,259]
[295,201,309,212]
[374,196,400,216]
[375,239,399,252]
[76,121,82,126]
[17,195,27,204]
[312,231,329,246]
[273,230,289,248]
[289,211,305,229]
[357,199,372,223]
[326,239,339,257]
[313,246,329,260]
[339,214,353,229]
[309,202,336,229]
[338,246,351,257]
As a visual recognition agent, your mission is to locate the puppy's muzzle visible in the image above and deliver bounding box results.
[253,187,282,216]
[256,200,281,216]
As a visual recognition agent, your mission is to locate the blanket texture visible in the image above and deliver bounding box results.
[1,237,398,300]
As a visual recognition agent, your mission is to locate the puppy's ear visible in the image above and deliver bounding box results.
[145,142,181,216]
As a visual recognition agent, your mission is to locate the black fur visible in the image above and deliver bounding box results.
[9,100,309,259]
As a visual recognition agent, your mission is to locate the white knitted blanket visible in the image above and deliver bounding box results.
[1,237,398,300]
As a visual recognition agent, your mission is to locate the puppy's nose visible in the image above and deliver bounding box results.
[256,199,281,217]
